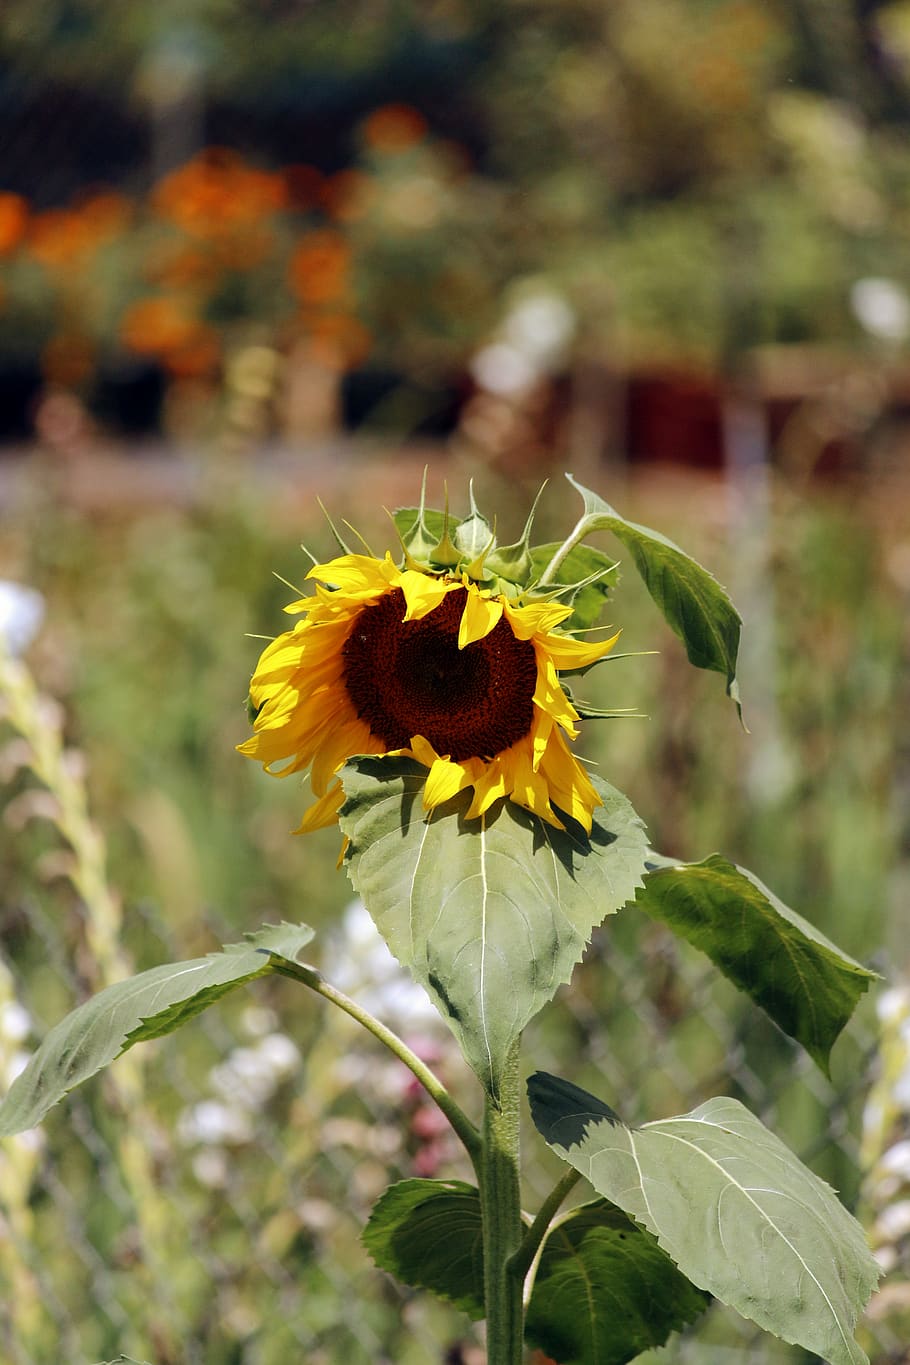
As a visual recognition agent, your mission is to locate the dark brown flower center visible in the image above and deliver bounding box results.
[341,586,538,760]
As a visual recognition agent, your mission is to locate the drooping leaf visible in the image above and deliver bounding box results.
[528,1073,880,1365]
[363,1179,485,1318]
[0,923,314,1135]
[525,1199,710,1365]
[529,542,620,631]
[339,757,648,1098]
[636,854,877,1074]
[565,475,742,712]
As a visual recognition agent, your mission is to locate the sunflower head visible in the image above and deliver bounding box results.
[238,483,624,836]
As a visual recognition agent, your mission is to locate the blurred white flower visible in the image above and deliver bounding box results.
[0,582,45,657]
[241,1004,279,1038]
[208,1032,301,1109]
[470,342,538,396]
[850,277,910,342]
[877,986,910,1025]
[874,1244,899,1273]
[2,1049,32,1089]
[503,291,575,367]
[257,1032,300,1078]
[192,1147,229,1188]
[0,1000,31,1044]
[880,1139,910,1180]
[470,285,576,396]
[324,900,440,1031]
[177,1099,253,1146]
[875,1200,910,1243]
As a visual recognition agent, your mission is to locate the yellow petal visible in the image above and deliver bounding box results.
[458,588,503,649]
[296,781,346,833]
[503,598,573,640]
[532,655,579,734]
[538,730,601,831]
[305,552,397,595]
[464,757,510,819]
[310,717,377,792]
[543,628,621,670]
[396,569,454,621]
[423,755,475,808]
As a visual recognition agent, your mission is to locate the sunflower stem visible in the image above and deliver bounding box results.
[272,961,482,1169]
[510,1167,581,1283]
[480,1036,525,1365]
[536,513,593,586]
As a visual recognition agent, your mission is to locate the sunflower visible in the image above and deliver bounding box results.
[238,550,619,833]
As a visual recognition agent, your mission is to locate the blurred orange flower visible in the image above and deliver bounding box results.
[283,163,326,211]
[152,148,286,238]
[301,312,371,369]
[42,332,96,387]
[120,295,220,376]
[145,242,220,291]
[363,103,428,153]
[28,193,132,270]
[289,230,351,304]
[0,193,28,254]
[321,169,375,223]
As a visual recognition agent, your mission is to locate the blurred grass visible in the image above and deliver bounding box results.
[1,451,908,1361]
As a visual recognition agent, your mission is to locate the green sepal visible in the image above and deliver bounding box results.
[316,497,356,556]
[393,468,461,563]
[362,1179,485,1318]
[485,482,548,586]
[529,542,620,631]
[453,481,495,561]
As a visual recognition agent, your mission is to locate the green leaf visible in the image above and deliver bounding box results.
[528,1073,880,1365]
[0,923,314,1135]
[529,542,620,631]
[525,1199,710,1365]
[565,474,742,711]
[363,1179,485,1318]
[338,757,648,1098]
[636,854,877,1074]
[94,1358,153,1364]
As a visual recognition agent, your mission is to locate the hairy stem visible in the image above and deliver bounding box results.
[536,514,592,586]
[480,1037,525,1364]
[273,960,482,1169]
[510,1167,581,1285]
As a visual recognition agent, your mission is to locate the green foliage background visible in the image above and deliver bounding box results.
[1,459,907,1361]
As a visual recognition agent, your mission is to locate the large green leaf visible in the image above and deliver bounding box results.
[525,1199,709,1364]
[0,923,314,1135]
[529,542,620,631]
[528,1073,880,1365]
[338,757,648,1098]
[636,854,877,1074]
[565,475,742,711]
[362,1179,485,1318]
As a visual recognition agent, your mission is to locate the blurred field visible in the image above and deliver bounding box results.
[1,443,908,1363]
